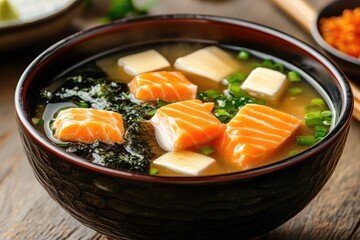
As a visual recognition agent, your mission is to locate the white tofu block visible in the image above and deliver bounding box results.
[174,46,240,82]
[241,67,288,104]
[153,151,215,176]
[117,49,170,76]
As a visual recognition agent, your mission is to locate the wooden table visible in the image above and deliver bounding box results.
[1,0,359,239]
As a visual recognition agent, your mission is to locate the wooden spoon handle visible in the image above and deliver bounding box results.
[272,0,360,121]
[272,0,316,33]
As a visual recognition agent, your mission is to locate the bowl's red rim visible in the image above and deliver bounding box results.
[15,14,353,184]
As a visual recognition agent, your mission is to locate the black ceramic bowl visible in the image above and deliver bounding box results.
[15,15,353,239]
[312,0,360,78]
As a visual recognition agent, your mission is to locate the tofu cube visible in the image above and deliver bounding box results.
[241,67,287,104]
[174,46,240,82]
[117,49,170,76]
[153,151,215,176]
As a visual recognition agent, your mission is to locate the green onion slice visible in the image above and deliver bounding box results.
[149,168,159,175]
[199,146,216,155]
[237,50,250,60]
[287,71,301,82]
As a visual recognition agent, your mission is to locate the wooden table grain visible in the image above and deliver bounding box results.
[1,0,359,239]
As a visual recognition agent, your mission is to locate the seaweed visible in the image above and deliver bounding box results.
[66,121,153,173]
[40,63,156,173]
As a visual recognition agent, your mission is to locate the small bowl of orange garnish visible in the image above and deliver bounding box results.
[312,0,360,78]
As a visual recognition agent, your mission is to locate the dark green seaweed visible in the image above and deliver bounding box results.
[40,64,156,173]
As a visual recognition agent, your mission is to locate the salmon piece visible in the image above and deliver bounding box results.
[150,99,223,151]
[128,71,197,102]
[52,108,124,144]
[215,104,301,168]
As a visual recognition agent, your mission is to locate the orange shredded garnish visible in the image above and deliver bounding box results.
[319,7,360,59]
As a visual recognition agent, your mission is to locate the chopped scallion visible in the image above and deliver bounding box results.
[289,150,299,157]
[226,72,248,83]
[296,136,318,146]
[288,87,303,95]
[311,98,325,107]
[78,102,89,108]
[199,146,216,155]
[273,63,284,72]
[214,109,231,117]
[305,98,326,112]
[237,50,250,60]
[323,118,333,126]
[205,89,221,99]
[315,125,328,138]
[252,59,284,73]
[287,71,301,82]
[262,59,274,69]
[149,168,159,175]
[321,110,332,118]
[305,112,323,127]
[229,82,246,97]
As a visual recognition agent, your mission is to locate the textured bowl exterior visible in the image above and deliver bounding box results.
[18,121,350,239]
[15,15,353,239]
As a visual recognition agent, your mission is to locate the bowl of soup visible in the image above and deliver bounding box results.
[15,15,353,239]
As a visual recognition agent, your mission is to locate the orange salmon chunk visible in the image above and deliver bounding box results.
[215,104,301,168]
[128,71,197,102]
[150,99,223,151]
[52,108,124,144]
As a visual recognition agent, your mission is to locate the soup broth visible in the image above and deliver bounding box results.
[32,42,333,176]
